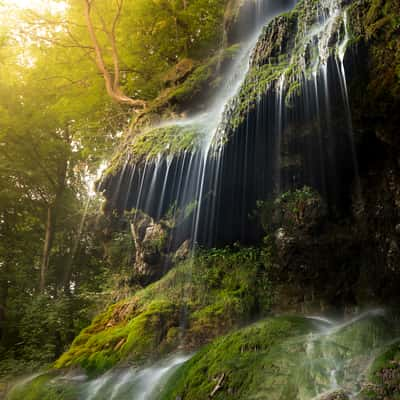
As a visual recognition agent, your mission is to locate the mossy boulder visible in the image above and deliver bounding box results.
[358,340,400,399]
[55,247,272,374]
[157,316,315,400]
[158,312,398,400]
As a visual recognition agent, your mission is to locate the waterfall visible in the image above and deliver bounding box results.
[104,0,360,249]
[102,0,299,249]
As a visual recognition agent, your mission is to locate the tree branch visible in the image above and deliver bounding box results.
[82,0,146,111]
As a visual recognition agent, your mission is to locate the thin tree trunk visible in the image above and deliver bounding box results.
[40,156,68,293]
[40,206,55,292]
[0,275,9,343]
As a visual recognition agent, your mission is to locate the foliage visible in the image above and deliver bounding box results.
[255,186,326,234]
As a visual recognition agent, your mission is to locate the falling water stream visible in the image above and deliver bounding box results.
[106,0,361,249]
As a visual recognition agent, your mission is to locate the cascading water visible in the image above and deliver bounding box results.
[104,0,360,249]
[7,355,190,400]
[102,0,299,249]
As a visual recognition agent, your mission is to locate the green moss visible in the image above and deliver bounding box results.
[101,123,204,182]
[159,312,398,400]
[157,316,314,400]
[55,247,273,374]
[55,298,181,374]
[227,62,288,130]
[369,341,400,379]
[6,373,78,400]
[130,125,203,162]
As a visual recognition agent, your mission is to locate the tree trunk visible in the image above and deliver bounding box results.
[40,156,68,293]
[40,206,55,292]
[0,274,9,343]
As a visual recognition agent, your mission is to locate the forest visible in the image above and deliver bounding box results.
[0,0,400,399]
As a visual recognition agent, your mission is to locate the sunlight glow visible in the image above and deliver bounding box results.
[2,0,68,14]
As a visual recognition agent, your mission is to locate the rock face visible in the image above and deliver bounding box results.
[217,0,400,307]
[129,210,168,284]
[318,391,350,400]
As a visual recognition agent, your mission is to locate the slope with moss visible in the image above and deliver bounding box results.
[54,247,272,374]
[158,312,398,400]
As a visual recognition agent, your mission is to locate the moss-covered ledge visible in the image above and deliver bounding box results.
[54,247,272,375]
[102,123,206,183]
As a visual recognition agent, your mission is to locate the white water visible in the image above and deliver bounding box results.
[54,354,191,400]
[300,309,391,399]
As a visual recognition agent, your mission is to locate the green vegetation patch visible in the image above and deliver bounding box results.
[360,340,400,399]
[157,316,314,400]
[130,124,204,162]
[158,312,397,400]
[55,246,273,374]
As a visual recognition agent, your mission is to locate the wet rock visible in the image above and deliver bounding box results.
[174,239,191,262]
[129,210,168,284]
[318,390,350,400]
